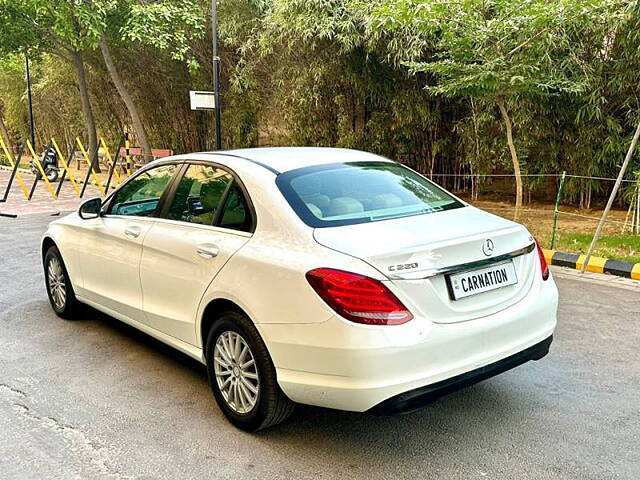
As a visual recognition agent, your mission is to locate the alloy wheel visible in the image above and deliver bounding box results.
[213,331,259,414]
[47,257,66,310]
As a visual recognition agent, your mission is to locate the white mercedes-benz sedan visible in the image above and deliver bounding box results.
[42,147,558,431]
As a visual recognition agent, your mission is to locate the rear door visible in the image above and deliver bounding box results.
[75,163,179,320]
[139,161,254,345]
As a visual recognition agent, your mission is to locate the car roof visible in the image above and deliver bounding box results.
[198,147,393,174]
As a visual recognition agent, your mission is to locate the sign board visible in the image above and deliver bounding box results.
[189,91,216,110]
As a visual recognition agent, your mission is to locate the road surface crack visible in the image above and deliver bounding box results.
[0,383,27,398]
[0,383,128,479]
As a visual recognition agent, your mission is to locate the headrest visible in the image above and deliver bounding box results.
[329,197,364,216]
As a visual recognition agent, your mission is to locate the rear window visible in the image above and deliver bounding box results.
[276,161,464,227]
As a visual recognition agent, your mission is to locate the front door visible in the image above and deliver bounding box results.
[139,163,254,345]
[75,163,179,321]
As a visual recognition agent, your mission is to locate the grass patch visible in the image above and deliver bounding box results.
[557,233,640,264]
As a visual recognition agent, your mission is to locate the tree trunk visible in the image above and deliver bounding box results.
[99,36,152,161]
[70,48,100,173]
[497,99,523,221]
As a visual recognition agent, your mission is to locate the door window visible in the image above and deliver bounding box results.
[219,183,252,232]
[167,164,232,225]
[109,164,177,217]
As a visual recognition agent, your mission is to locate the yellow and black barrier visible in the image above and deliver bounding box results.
[77,137,106,197]
[102,134,128,193]
[0,137,30,200]
[542,248,640,280]
[0,134,138,203]
[1,133,172,204]
[77,134,133,197]
[100,137,122,185]
[26,140,58,200]
[51,138,81,197]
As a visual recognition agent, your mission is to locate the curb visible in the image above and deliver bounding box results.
[542,248,640,280]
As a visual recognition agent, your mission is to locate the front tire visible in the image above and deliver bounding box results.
[205,311,295,431]
[44,246,80,319]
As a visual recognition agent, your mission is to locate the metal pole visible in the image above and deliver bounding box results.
[79,146,97,198]
[104,134,125,193]
[1,143,25,202]
[28,142,51,201]
[24,55,36,149]
[124,132,132,176]
[55,158,68,197]
[581,119,640,273]
[55,142,76,197]
[211,0,222,150]
[550,171,566,250]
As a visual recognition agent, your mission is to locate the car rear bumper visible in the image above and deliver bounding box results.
[368,334,553,415]
[260,273,558,412]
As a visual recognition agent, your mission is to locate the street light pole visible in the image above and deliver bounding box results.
[24,54,35,149]
[211,0,222,150]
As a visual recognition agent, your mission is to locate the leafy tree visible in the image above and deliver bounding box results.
[0,0,103,166]
[369,0,629,219]
[0,0,205,162]
[105,0,206,156]
[0,55,24,155]
[122,0,205,69]
[1,0,639,215]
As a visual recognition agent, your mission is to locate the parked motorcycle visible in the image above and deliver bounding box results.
[31,144,60,182]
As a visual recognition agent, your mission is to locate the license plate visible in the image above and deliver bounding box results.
[447,261,518,300]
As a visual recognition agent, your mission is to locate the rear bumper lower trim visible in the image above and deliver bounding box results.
[368,334,553,415]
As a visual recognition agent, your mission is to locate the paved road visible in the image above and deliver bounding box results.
[1,213,639,480]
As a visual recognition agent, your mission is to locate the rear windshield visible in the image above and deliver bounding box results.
[276,161,465,227]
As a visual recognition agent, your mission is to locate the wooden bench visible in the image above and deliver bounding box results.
[118,147,173,161]
[117,147,173,169]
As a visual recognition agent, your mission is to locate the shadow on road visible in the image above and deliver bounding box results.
[82,302,530,452]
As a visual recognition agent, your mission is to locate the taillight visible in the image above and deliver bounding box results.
[306,268,413,325]
[535,242,550,281]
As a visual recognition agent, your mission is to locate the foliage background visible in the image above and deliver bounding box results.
[0,0,639,207]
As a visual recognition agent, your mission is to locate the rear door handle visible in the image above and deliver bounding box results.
[124,225,141,238]
[196,244,220,259]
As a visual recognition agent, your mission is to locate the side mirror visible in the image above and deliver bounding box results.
[79,197,103,220]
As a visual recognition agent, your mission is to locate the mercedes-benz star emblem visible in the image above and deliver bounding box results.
[482,239,495,257]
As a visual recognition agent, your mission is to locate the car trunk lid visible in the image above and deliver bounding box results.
[313,206,536,323]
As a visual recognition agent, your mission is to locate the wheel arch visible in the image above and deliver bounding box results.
[41,236,57,260]
[41,230,82,291]
[200,297,252,357]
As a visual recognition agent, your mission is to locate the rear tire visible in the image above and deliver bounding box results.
[44,246,80,319]
[45,167,59,183]
[205,311,295,431]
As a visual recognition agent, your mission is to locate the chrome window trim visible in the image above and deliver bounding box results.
[149,216,253,238]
